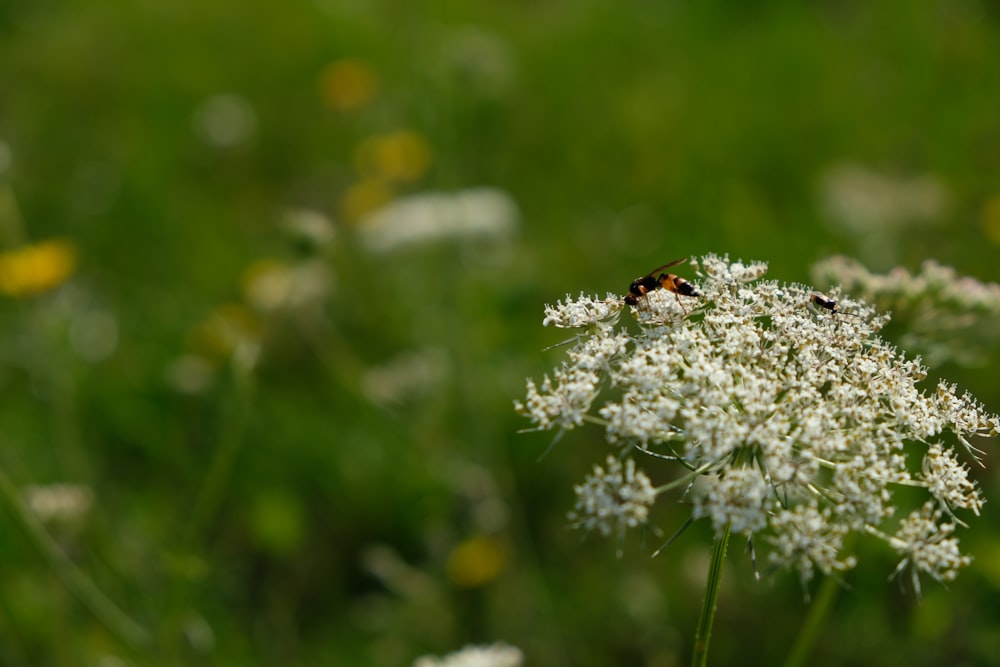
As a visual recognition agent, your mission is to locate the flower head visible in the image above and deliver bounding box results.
[887,502,971,597]
[812,255,1000,366]
[413,643,523,667]
[516,254,998,587]
[357,187,518,253]
[0,239,77,297]
[569,456,657,545]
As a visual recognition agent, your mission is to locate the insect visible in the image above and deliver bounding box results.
[810,292,860,317]
[625,258,701,311]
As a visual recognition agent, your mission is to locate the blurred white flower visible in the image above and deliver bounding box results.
[434,26,516,98]
[242,259,333,314]
[357,187,518,253]
[812,255,1000,366]
[23,483,93,523]
[413,642,523,667]
[516,254,998,588]
[278,208,336,249]
[69,308,119,363]
[361,348,447,407]
[165,354,217,394]
[193,93,257,148]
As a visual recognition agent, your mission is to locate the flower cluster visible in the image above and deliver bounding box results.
[569,456,657,552]
[812,255,1000,367]
[413,643,523,667]
[357,187,518,253]
[515,254,999,588]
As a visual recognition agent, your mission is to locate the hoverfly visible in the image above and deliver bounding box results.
[624,258,701,312]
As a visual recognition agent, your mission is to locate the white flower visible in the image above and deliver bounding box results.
[192,93,257,148]
[361,348,448,407]
[692,254,768,283]
[812,255,1000,366]
[569,456,658,544]
[23,483,93,523]
[887,502,971,596]
[358,187,518,253]
[515,366,601,431]
[278,208,336,248]
[542,293,623,328]
[518,253,998,588]
[767,504,856,583]
[694,467,770,536]
[922,443,982,516]
[242,259,332,313]
[413,642,523,667]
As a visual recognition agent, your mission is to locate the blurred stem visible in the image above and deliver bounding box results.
[0,183,27,247]
[781,559,846,667]
[784,533,858,667]
[0,465,150,649]
[184,362,256,546]
[691,522,730,667]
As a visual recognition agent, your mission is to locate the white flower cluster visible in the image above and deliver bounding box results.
[358,187,518,253]
[515,254,999,587]
[812,255,1000,366]
[542,293,623,328]
[413,643,523,667]
[569,456,657,544]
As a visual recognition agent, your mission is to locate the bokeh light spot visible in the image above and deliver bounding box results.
[319,58,379,111]
[446,535,507,588]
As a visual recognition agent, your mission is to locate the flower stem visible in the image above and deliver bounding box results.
[0,466,150,649]
[781,572,840,667]
[691,522,730,667]
[184,365,255,545]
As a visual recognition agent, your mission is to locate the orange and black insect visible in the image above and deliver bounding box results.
[625,258,701,310]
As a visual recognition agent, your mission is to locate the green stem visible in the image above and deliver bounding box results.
[0,466,150,649]
[691,522,730,667]
[0,183,28,247]
[184,366,255,545]
[655,462,717,494]
[781,569,841,667]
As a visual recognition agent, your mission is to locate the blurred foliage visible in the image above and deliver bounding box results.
[1,0,999,665]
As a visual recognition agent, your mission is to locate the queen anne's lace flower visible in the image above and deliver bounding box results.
[812,255,1000,366]
[569,456,657,541]
[886,502,970,596]
[542,293,623,328]
[515,254,999,588]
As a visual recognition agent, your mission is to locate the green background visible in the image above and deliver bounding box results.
[1,1,999,665]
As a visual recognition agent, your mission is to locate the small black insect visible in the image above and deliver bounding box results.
[810,292,860,317]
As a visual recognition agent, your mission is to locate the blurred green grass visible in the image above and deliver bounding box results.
[1,1,1000,665]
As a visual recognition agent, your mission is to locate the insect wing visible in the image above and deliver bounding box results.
[642,257,687,279]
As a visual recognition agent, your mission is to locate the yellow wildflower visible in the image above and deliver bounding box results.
[319,58,379,111]
[340,178,394,222]
[446,535,507,588]
[981,193,1000,245]
[0,239,76,297]
[354,130,432,184]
